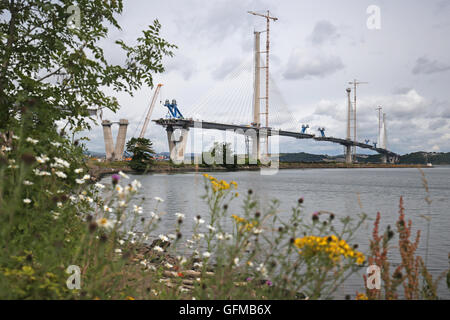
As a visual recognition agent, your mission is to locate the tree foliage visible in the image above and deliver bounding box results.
[126,137,155,171]
[0,0,176,136]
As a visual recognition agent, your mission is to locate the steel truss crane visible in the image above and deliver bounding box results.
[139,83,163,138]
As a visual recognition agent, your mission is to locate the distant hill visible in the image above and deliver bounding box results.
[279,152,329,162]
[398,152,450,164]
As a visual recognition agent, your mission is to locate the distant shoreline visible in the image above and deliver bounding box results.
[88,161,430,181]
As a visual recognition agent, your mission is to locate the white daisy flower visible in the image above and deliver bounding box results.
[154,196,164,202]
[114,248,122,253]
[153,246,164,252]
[74,168,83,174]
[50,141,62,147]
[207,225,216,232]
[75,178,85,184]
[26,137,38,144]
[97,217,114,229]
[159,234,169,242]
[131,179,141,189]
[194,216,205,224]
[23,198,31,204]
[203,252,211,258]
[133,205,143,214]
[23,180,34,186]
[234,257,240,266]
[175,212,185,219]
[94,182,105,189]
[82,174,90,180]
[55,171,67,179]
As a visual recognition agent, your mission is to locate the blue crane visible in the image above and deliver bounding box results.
[301,124,309,134]
[373,142,377,148]
[318,127,325,137]
[365,139,370,145]
[164,99,184,119]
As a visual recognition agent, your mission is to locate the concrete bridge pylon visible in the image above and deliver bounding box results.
[102,119,129,161]
[166,126,189,164]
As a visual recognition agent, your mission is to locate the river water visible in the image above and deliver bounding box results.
[101,166,450,299]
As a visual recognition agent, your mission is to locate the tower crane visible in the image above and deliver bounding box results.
[301,124,309,134]
[139,83,163,138]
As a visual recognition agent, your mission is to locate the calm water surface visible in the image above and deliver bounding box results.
[101,166,450,299]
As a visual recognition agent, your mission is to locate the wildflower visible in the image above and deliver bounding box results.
[74,168,83,173]
[159,234,169,242]
[95,182,105,189]
[165,263,173,269]
[253,228,263,234]
[96,217,114,229]
[216,233,224,240]
[115,249,122,254]
[52,212,60,220]
[175,212,185,219]
[168,234,176,240]
[356,293,368,300]
[82,174,90,180]
[312,212,319,222]
[150,211,159,219]
[23,198,32,204]
[118,171,129,179]
[118,239,125,245]
[256,264,267,277]
[193,262,203,268]
[53,157,70,168]
[133,205,143,214]
[111,174,120,185]
[23,180,34,186]
[118,200,126,207]
[50,141,62,147]
[36,154,49,163]
[294,235,365,265]
[207,225,216,232]
[194,216,205,224]
[57,202,63,208]
[247,261,254,267]
[154,196,164,202]
[131,179,141,190]
[233,257,240,266]
[55,171,67,179]
[153,246,164,252]
[26,137,38,144]
[266,280,273,286]
[75,179,85,184]
[203,252,211,258]
[12,135,19,140]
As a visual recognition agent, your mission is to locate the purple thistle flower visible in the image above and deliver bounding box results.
[246,277,252,282]
[266,280,273,286]
[112,174,120,185]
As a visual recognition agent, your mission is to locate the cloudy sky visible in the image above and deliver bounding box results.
[79,0,450,156]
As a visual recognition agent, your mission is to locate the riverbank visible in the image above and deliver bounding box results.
[87,159,430,180]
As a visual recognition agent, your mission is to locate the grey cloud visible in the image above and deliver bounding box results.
[412,56,450,75]
[211,58,242,80]
[428,119,448,130]
[308,20,340,46]
[283,49,344,80]
[165,55,197,80]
